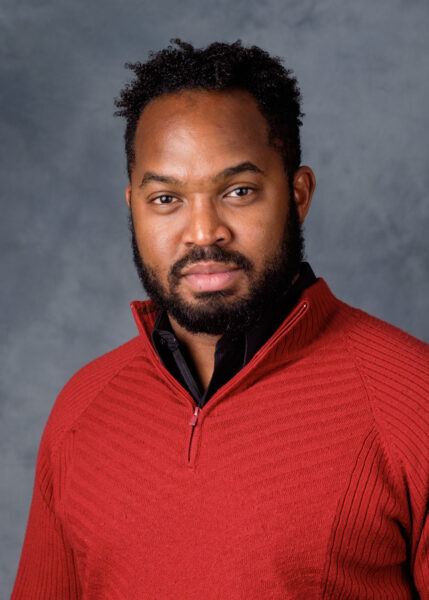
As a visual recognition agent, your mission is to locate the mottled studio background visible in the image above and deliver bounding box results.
[1,0,428,595]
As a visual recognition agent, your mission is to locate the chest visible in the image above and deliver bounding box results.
[60,365,407,598]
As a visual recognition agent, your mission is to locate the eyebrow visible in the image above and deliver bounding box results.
[139,173,181,187]
[212,161,265,182]
[139,161,265,188]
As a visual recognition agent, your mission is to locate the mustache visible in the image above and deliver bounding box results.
[169,246,253,282]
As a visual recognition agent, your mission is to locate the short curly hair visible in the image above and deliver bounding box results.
[115,39,304,180]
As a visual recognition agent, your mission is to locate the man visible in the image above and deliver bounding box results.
[12,40,428,599]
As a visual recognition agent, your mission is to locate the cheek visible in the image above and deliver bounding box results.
[239,210,287,266]
[133,217,175,277]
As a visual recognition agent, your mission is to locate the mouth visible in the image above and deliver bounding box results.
[181,261,241,292]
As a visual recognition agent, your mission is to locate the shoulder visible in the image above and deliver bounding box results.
[308,284,428,437]
[303,279,429,370]
[341,306,428,482]
[340,303,429,412]
[343,306,429,382]
[42,335,147,452]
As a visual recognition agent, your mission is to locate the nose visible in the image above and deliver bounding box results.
[182,198,232,247]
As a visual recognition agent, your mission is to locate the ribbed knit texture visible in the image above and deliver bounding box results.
[12,279,429,599]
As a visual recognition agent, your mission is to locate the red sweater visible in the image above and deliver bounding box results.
[12,279,429,599]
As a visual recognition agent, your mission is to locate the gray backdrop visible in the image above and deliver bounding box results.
[1,0,428,595]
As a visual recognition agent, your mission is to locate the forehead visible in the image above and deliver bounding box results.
[132,89,276,178]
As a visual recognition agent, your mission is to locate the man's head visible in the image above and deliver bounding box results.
[116,41,316,336]
[115,39,303,183]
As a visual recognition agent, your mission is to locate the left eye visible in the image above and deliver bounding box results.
[228,187,251,197]
[152,195,176,204]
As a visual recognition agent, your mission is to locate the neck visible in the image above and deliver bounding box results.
[168,316,220,390]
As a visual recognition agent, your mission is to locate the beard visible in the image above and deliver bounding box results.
[129,201,305,336]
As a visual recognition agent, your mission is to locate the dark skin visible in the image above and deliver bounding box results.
[126,89,316,388]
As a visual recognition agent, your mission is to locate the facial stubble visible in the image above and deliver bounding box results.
[129,200,304,336]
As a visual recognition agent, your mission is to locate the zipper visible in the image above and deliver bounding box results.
[184,301,308,466]
[187,407,201,463]
[131,304,203,467]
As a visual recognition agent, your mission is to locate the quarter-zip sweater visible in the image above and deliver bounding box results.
[12,279,429,599]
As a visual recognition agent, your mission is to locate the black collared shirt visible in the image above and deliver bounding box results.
[151,263,316,407]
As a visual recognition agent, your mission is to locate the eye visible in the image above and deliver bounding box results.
[152,195,177,205]
[227,187,252,198]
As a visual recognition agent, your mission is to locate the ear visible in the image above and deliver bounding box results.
[292,166,316,224]
[125,184,132,208]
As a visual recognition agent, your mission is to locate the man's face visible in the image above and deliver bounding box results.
[126,89,312,335]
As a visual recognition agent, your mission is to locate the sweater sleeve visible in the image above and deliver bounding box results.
[347,317,429,598]
[11,337,146,599]
[11,414,80,600]
[11,479,80,600]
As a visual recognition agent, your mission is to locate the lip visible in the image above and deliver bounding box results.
[181,261,239,276]
[181,262,241,292]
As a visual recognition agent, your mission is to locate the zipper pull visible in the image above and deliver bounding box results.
[188,406,200,427]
